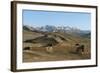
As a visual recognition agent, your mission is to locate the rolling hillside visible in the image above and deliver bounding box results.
[23,25,91,62]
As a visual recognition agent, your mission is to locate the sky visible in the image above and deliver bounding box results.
[23,10,91,30]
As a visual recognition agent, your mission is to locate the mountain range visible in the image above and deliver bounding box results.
[23,25,90,38]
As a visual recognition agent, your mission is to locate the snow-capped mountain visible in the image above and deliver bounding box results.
[23,25,36,31]
[23,25,90,37]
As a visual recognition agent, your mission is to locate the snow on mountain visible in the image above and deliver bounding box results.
[23,25,90,37]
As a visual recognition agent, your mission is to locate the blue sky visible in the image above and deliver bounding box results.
[23,10,91,30]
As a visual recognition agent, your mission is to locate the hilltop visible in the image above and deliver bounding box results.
[23,25,91,62]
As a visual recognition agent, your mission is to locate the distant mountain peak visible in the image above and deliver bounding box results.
[23,25,90,38]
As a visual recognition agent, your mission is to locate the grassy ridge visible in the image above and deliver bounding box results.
[23,29,91,62]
